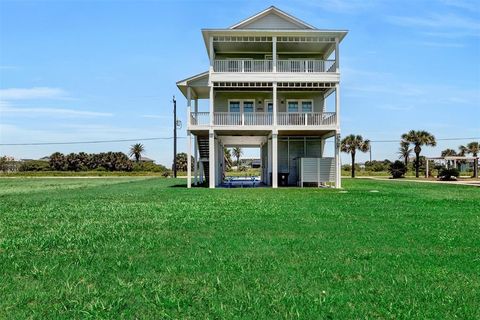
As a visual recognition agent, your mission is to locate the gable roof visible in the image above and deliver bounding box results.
[229,6,316,30]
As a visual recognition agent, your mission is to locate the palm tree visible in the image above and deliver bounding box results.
[232,147,243,171]
[340,134,370,178]
[466,141,479,178]
[441,148,457,168]
[441,149,457,157]
[398,140,412,167]
[129,143,145,163]
[401,130,436,178]
[224,148,232,170]
[458,145,468,157]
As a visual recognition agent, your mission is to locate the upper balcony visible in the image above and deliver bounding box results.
[189,111,337,130]
[213,59,336,73]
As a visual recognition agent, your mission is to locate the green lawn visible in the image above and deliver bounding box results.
[1,178,479,319]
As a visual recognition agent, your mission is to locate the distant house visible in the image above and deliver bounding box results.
[251,159,262,168]
[177,6,346,188]
[135,156,155,163]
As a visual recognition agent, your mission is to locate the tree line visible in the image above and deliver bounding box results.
[341,130,478,179]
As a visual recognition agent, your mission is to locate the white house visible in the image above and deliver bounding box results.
[177,6,347,188]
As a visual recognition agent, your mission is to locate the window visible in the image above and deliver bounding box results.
[267,102,273,113]
[229,101,240,113]
[302,101,313,112]
[243,101,254,113]
[288,101,299,112]
[287,100,314,112]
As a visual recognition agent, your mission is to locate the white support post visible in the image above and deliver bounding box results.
[209,130,215,188]
[193,99,198,185]
[426,160,429,178]
[187,87,191,127]
[209,36,214,74]
[272,36,277,73]
[335,84,340,128]
[273,82,277,126]
[209,86,214,126]
[335,132,341,188]
[335,37,339,72]
[272,132,278,188]
[187,131,192,189]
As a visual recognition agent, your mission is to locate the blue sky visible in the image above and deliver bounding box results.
[0,0,479,165]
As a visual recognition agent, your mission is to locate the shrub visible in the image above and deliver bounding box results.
[0,156,17,172]
[365,160,391,172]
[438,168,460,181]
[19,160,50,172]
[133,162,169,172]
[389,161,407,179]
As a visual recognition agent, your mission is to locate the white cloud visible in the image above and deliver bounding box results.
[0,87,67,100]
[0,106,112,117]
[387,13,480,37]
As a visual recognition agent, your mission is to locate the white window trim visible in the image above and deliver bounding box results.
[264,99,273,113]
[286,99,314,113]
[228,99,256,113]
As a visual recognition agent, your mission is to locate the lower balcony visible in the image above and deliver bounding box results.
[190,112,336,127]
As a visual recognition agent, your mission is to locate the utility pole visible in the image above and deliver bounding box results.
[173,96,177,178]
[369,145,372,162]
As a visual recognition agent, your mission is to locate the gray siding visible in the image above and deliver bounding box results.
[239,13,305,30]
[214,92,325,112]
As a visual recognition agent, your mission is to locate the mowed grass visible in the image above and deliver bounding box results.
[0,178,479,319]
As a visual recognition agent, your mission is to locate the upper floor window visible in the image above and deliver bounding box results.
[229,100,255,113]
[302,101,313,112]
[266,101,273,113]
[288,101,299,112]
[229,101,240,113]
[287,100,314,113]
[243,101,254,112]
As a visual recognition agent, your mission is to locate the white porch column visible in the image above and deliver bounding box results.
[335,84,340,128]
[335,37,340,72]
[273,82,277,126]
[187,131,192,188]
[425,159,429,178]
[209,86,214,126]
[209,130,215,188]
[272,36,277,72]
[335,132,341,188]
[187,87,191,127]
[209,36,214,74]
[272,132,278,188]
[193,98,198,185]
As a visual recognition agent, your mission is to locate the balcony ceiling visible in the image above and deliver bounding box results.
[214,41,334,55]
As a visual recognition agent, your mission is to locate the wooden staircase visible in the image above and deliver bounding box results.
[197,136,209,184]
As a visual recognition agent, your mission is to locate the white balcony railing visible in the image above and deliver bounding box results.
[213,112,273,126]
[277,112,337,126]
[213,59,336,73]
[213,60,273,73]
[190,112,336,127]
[276,60,336,73]
[190,112,210,126]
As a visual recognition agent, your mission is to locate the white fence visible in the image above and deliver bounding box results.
[298,157,336,186]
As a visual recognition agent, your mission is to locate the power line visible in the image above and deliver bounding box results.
[0,137,187,146]
[0,136,477,147]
